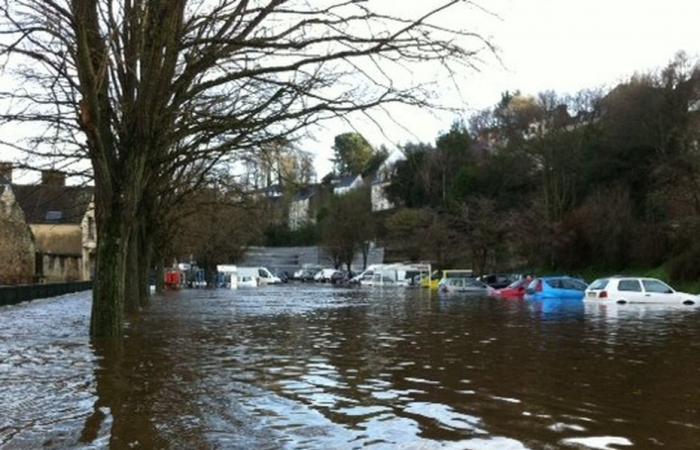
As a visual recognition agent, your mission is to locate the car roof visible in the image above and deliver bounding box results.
[540,276,578,280]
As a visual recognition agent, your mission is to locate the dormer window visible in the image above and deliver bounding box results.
[45,210,63,222]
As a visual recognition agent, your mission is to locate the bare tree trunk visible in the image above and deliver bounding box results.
[90,205,130,337]
[138,236,153,307]
[155,258,165,294]
[124,231,140,315]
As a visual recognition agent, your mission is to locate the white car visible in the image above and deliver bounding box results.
[313,268,339,282]
[585,277,698,305]
[238,275,258,288]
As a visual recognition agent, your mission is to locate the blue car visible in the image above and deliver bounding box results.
[525,276,587,300]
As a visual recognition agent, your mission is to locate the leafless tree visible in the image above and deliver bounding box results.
[0,0,493,337]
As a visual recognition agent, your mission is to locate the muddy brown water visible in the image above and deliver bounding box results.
[1,286,700,449]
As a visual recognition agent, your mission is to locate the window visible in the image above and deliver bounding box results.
[589,279,609,290]
[45,210,63,222]
[642,280,673,294]
[618,280,642,292]
[258,269,267,278]
[87,216,95,240]
[546,279,562,289]
[563,279,588,291]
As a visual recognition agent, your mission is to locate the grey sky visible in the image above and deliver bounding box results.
[307,0,700,177]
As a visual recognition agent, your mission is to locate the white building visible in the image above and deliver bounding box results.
[288,185,319,231]
[331,174,363,195]
[370,151,404,212]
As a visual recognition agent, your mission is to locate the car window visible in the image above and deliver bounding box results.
[563,279,588,291]
[618,279,642,292]
[546,279,561,289]
[527,280,539,291]
[589,279,609,290]
[258,269,267,277]
[642,280,673,294]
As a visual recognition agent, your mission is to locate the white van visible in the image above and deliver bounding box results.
[238,267,282,285]
[354,264,429,287]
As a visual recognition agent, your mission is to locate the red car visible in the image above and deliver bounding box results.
[493,278,531,299]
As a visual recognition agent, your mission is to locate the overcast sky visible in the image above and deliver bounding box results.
[306,0,700,177]
[3,1,700,183]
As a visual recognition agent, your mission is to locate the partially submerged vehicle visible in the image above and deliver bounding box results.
[525,276,587,300]
[493,278,532,300]
[354,263,430,287]
[422,269,475,290]
[238,267,281,285]
[439,277,493,296]
[585,277,698,305]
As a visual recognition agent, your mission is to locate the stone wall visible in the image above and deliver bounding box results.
[39,254,82,283]
[0,187,36,285]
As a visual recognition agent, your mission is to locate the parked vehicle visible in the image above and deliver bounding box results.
[238,267,281,285]
[585,277,698,305]
[355,264,430,287]
[493,278,532,299]
[216,265,238,289]
[439,277,493,295]
[238,275,258,288]
[293,264,322,281]
[331,270,354,285]
[479,273,515,289]
[272,270,289,283]
[422,269,474,290]
[314,268,339,282]
[525,276,587,300]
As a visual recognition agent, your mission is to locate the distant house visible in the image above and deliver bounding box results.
[370,151,405,212]
[288,185,320,231]
[0,164,96,283]
[331,174,363,195]
[0,175,36,285]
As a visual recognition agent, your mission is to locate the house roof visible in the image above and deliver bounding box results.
[333,174,361,189]
[12,183,94,225]
[292,184,319,201]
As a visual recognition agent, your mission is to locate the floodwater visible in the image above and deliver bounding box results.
[2,287,700,449]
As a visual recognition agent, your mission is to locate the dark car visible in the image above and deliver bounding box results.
[272,270,289,283]
[330,270,355,285]
[479,274,515,289]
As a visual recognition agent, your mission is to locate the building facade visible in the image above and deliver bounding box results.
[0,181,36,285]
[0,164,96,284]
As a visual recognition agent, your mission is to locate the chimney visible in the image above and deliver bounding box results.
[0,162,12,183]
[41,169,66,186]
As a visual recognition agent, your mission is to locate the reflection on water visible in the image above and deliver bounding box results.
[2,287,700,449]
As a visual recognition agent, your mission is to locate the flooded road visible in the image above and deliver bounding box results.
[2,286,700,449]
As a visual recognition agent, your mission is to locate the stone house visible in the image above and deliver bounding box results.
[0,164,96,283]
[0,178,36,285]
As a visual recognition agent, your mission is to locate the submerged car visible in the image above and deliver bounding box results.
[479,273,515,289]
[493,278,532,300]
[585,277,698,305]
[525,276,587,300]
[439,277,493,295]
[238,275,258,288]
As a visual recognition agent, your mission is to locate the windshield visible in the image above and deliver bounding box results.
[588,279,609,290]
[507,279,527,289]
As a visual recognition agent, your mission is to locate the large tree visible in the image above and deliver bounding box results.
[0,1,492,337]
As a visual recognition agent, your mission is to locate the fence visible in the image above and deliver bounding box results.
[0,281,92,307]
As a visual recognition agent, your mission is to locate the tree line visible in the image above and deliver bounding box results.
[381,53,700,281]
